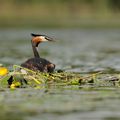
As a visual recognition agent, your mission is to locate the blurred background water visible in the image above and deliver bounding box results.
[0,0,120,72]
[0,28,120,73]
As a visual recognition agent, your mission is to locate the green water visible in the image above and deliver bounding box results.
[0,28,120,120]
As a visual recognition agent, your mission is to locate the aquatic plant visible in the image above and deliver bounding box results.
[0,65,120,89]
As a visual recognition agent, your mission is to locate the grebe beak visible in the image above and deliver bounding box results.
[39,36,55,42]
[45,36,55,42]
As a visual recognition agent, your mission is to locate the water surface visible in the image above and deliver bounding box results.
[0,28,120,72]
[0,28,120,120]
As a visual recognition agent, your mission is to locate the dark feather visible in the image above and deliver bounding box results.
[21,58,55,72]
[31,33,41,37]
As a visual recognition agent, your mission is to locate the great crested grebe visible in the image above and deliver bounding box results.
[21,33,55,72]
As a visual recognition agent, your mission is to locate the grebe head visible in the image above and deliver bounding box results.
[31,33,54,47]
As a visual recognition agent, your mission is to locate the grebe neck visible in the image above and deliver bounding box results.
[31,41,40,58]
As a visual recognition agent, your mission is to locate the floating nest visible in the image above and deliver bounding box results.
[0,65,120,89]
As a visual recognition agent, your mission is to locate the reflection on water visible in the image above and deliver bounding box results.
[0,28,120,72]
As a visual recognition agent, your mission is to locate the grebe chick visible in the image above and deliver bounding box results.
[21,33,55,72]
